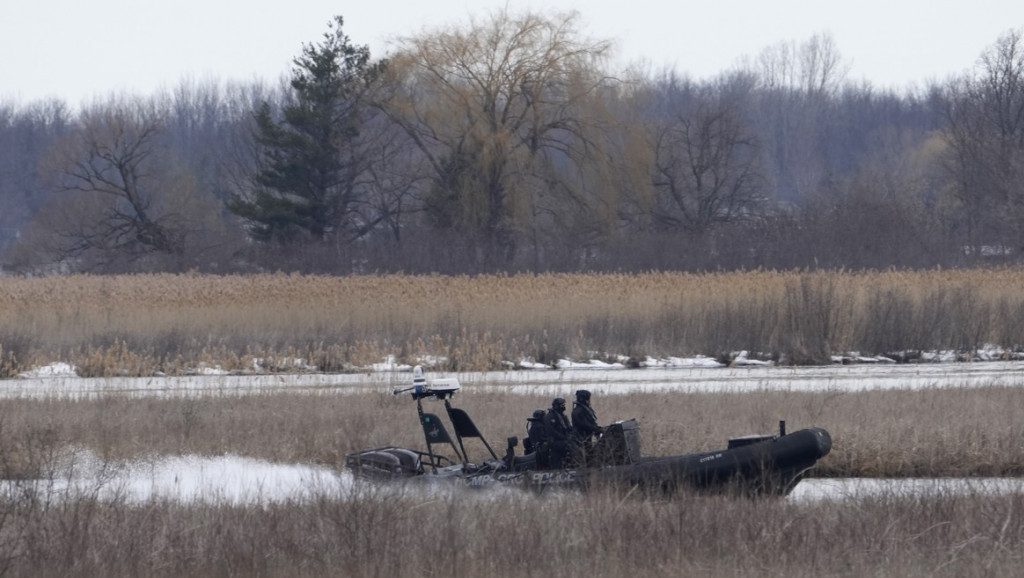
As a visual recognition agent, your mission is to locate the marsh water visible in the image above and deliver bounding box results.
[5,361,1024,504]
[7,450,1023,505]
[6,359,1024,399]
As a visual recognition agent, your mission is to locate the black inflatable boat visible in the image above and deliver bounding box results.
[346,367,832,496]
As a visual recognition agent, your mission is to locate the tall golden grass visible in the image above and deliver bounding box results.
[1,388,1023,577]
[2,387,1022,479]
[2,269,1024,375]
[0,485,1021,577]
[4,272,1023,576]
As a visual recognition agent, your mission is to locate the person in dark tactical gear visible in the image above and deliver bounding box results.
[526,409,550,468]
[571,389,603,466]
[544,397,573,469]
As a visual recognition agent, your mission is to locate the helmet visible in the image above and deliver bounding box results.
[575,389,591,402]
[530,409,546,420]
[552,397,567,411]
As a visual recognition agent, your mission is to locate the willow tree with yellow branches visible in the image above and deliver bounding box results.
[379,8,619,267]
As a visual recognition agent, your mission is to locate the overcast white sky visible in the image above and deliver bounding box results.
[2,0,1023,106]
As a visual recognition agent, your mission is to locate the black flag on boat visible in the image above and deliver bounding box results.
[420,413,454,445]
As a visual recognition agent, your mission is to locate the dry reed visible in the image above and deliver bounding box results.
[2,270,1024,376]
[0,472,1021,577]
[2,386,1023,479]
[0,380,1021,575]
[4,272,1024,575]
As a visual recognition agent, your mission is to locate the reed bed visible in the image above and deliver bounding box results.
[2,269,1024,376]
[3,272,1024,575]
[0,470,1022,577]
[1,386,1023,575]
[2,386,1023,479]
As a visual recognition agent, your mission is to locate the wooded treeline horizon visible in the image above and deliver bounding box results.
[2,10,1023,275]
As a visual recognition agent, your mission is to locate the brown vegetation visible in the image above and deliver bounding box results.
[2,386,1023,479]
[2,270,1024,376]
[0,485,1020,577]
[0,386,1023,576]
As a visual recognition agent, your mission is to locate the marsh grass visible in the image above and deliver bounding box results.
[0,473,1022,577]
[4,271,1024,575]
[3,270,1024,375]
[0,387,1023,575]
[2,386,1023,479]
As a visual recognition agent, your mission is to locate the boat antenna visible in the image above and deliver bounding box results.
[392,365,429,396]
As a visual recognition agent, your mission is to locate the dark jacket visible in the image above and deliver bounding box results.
[544,408,572,446]
[526,415,549,467]
[544,408,572,468]
[572,402,601,440]
[527,416,548,446]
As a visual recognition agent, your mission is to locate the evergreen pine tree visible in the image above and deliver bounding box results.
[229,16,385,244]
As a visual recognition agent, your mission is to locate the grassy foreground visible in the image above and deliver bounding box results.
[2,269,1024,376]
[0,388,1023,577]
[1,484,1022,577]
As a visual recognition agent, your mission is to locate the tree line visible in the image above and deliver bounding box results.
[1,10,1022,274]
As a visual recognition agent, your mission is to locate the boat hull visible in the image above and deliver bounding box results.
[587,426,832,495]
[348,427,832,497]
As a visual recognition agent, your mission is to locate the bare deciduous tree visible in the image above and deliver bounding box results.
[942,28,1024,257]
[33,98,219,271]
[755,32,847,97]
[750,33,848,204]
[381,8,614,267]
[0,99,71,259]
[644,76,767,238]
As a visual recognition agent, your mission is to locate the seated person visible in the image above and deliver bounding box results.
[571,389,602,466]
[525,409,549,468]
[544,397,572,469]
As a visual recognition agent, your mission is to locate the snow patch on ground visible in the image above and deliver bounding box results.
[11,343,1024,383]
[17,362,77,378]
[645,356,726,368]
[831,354,896,364]
[555,358,626,370]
